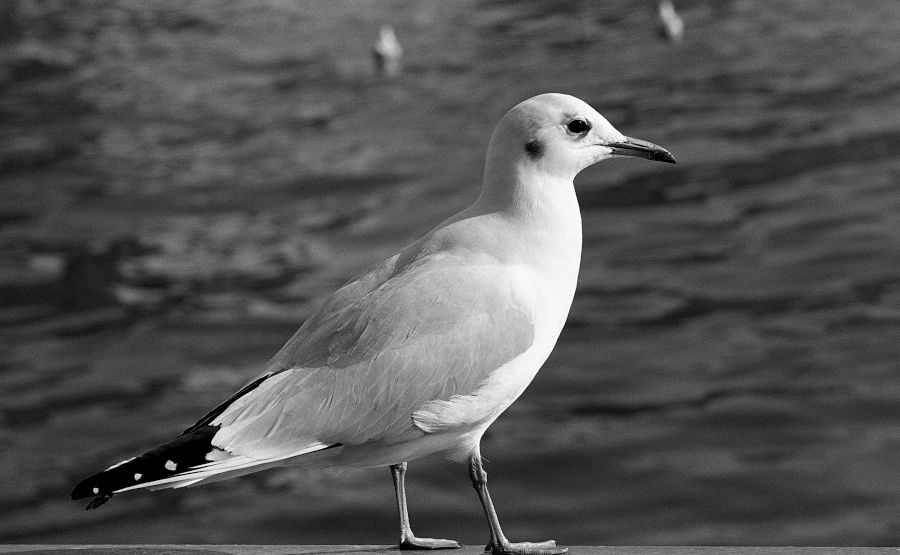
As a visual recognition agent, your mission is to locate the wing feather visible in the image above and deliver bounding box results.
[207,249,535,459]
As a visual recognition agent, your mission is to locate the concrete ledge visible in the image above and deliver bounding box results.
[1,547,898,555]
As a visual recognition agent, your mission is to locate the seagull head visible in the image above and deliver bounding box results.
[487,93,676,182]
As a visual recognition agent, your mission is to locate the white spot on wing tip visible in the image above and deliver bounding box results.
[92,487,99,494]
[165,460,177,471]
[134,472,142,481]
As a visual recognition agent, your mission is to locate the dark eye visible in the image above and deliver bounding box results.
[566,119,591,134]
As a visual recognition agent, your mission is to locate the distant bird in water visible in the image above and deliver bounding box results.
[372,24,402,78]
[71,94,675,555]
[658,0,685,42]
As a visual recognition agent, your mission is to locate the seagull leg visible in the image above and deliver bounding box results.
[467,454,567,555]
[390,462,461,550]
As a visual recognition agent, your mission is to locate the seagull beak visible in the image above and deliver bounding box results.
[606,136,676,164]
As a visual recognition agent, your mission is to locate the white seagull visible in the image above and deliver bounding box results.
[72,93,675,555]
[658,0,685,42]
[372,24,403,77]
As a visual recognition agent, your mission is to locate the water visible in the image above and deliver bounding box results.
[1,0,900,546]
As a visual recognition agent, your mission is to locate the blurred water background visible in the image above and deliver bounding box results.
[2,0,900,547]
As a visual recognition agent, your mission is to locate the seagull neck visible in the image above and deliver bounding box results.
[477,160,579,226]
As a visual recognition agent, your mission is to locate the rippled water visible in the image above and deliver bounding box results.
[2,0,900,547]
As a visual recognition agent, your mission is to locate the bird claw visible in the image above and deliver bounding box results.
[400,536,462,550]
[484,540,567,555]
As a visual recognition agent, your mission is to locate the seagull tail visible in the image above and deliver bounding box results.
[71,423,337,510]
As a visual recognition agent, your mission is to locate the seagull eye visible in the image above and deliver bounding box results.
[566,119,591,135]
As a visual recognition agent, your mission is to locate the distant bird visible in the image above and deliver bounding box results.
[372,24,403,78]
[658,0,685,42]
[72,94,675,555]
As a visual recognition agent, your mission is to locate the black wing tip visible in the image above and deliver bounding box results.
[71,476,99,500]
[71,425,221,509]
[73,370,273,508]
[72,474,114,510]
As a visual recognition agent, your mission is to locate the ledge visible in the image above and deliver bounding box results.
[1,547,897,555]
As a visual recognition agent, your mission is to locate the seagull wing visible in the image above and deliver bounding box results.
[204,248,535,460]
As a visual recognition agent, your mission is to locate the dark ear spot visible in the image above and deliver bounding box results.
[525,138,544,159]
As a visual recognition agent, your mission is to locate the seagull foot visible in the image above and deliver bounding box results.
[484,540,567,555]
[400,536,462,550]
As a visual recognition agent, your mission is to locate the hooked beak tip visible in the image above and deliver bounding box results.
[657,150,677,164]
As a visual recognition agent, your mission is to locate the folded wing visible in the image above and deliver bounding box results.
[207,250,535,459]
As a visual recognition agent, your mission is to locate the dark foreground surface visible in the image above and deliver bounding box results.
[2,548,899,555]
[2,0,900,548]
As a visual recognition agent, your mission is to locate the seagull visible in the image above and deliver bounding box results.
[658,0,685,42]
[72,93,675,555]
[372,24,403,78]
